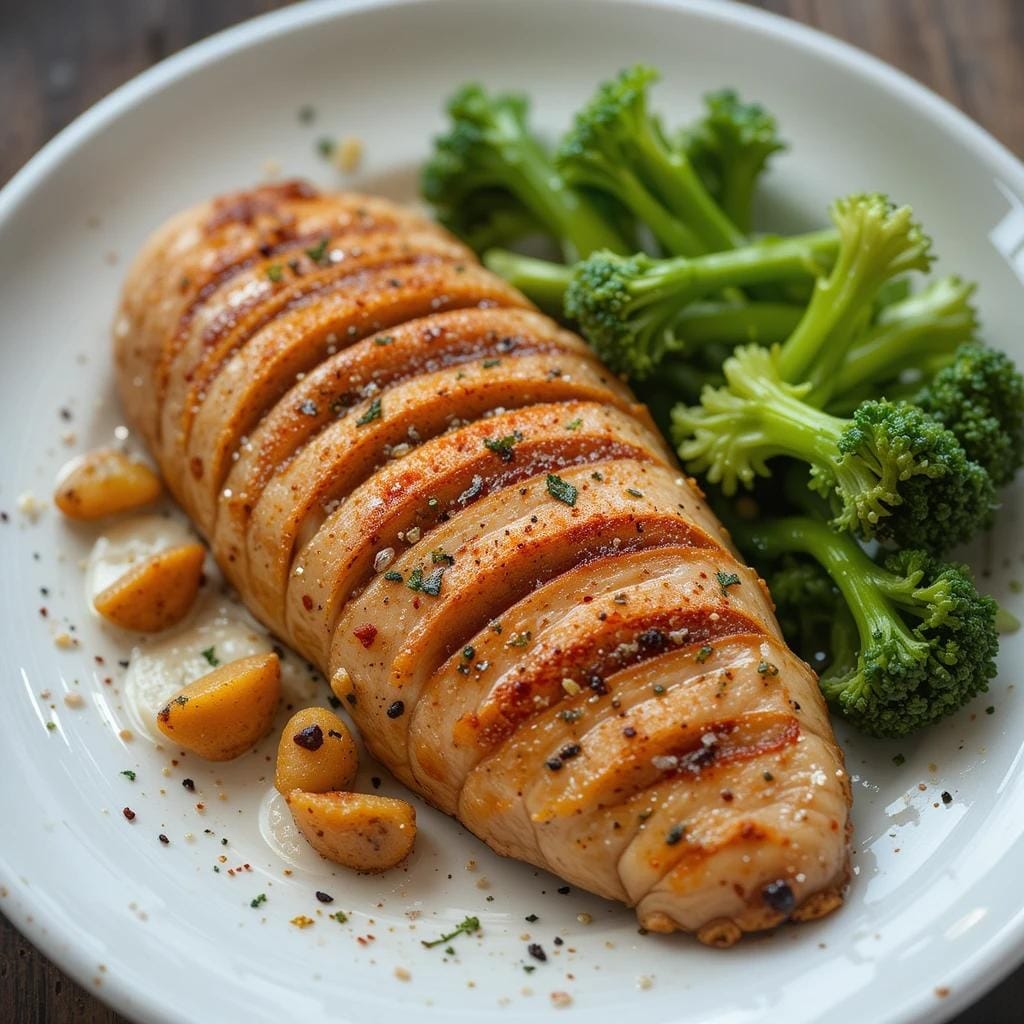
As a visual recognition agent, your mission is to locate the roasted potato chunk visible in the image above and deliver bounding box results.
[93,542,205,632]
[156,652,280,760]
[55,448,161,520]
[275,707,358,795]
[287,790,416,872]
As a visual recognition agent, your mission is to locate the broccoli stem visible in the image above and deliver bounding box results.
[629,227,838,306]
[828,277,977,405]
[494,123,627,260]
[737,516,923,666]
[482,250,573,314]
[670,301,805,347]
[630,115,746,252]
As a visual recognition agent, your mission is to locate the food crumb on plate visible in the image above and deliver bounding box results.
[550,991,573,1008]
[394,966,411,981]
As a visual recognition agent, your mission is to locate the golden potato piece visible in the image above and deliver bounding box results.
[275,707,358,795]
[93,543,205,632]
[287,790,416,872]
[156,652,281,760]
[55,448,161,520]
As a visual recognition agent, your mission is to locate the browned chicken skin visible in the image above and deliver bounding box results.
[114,182,851,943]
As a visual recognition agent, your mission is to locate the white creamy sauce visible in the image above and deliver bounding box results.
[258,788,325,870]
[87,514,320,742]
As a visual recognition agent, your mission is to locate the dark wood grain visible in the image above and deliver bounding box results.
[1,1,1021,1021]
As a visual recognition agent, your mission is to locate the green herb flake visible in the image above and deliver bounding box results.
[695,644,714,664]
[201,647,220,667]
[506,631,531,648]
[120,770,136,782]
[355,397,382,427]
[523,964,536,974]
[591,470,603,481]
[266,264,284,282]
[46,721,57,731]
[559,708,583,723]
[305,237,330,264]
[652,684,665,695]
[431,549,455,565]
[250,893,267,909]
[986,706,996,715]
[421,914,481,949]
[716,570,741,595]
[757,660,779,676]
[383,570,403,582]
[891,753,906,766]
[407,565,445,597]
[564,418,583,431]
[481,358,501,369]
[625,488,643,498]
[488,619,503,635]
[316,137,336,157]
[330,910,348,924]
[374,335,394,346]
[462,645,475,660]
[546,474,577,507]
[483,431,522,462]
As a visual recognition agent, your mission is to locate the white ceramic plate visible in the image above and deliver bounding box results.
[2,1,1023,1021]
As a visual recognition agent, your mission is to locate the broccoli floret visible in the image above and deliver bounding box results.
[421,83,628,261]
[914,343,1024,488]
[679,88,786,233]
[673,344,994,551]
[829,276,978,410]
[556,66,744,255]
[737,516,998,737]
[564,227,839,377]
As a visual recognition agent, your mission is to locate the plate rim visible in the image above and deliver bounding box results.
[2,1,1023,1022]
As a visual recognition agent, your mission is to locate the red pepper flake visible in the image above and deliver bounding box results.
[302,594,314,611]
[353,623,378,648]
[122,807,136,821]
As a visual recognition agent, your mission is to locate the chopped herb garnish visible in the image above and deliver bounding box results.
[431,549,455,565]
[523,964,536,974]
[695,644,714,663]
[481,358,501,368]
[716,570,741,594]
[356,397,382,426]
[266,263,284,282]
[462,645,475,660]
[483,431,522,462]
[374,335,394,346]
[305,237,330,264]
[591,470,603,481]
[891,753,905,767]
[421,915,481,948]
[330,910,348,924]
[488,619,503,634]
[383,570,403,582]
[757,660,779,676]
[626,488,643,498]
[652,684,665,695]
[250,893,267,909]
[546,474,577,507]
[665,823,686,845]
[316,137,335,157]
[506,631,531,648]
[564,418,583,431]
[559,708,584,723]
[201,647,219,667]
[445,945,456,955]
[406,565,445,596]
[120,770,136,782]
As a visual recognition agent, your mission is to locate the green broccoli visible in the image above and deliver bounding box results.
[914,343,1024,488]
[673,344,993,551]
[829,276,978,411]
[679,88,786,233]
[563,227,839,377]
[482,250,574,315]
[736,515,998,737]
[421,83,628,261]
[556,65,744,256]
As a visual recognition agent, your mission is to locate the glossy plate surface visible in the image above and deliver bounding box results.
[1,1,1022,1021]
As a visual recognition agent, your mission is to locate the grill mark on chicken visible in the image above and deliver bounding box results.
[459,606,759,751]
[114,185,851,941]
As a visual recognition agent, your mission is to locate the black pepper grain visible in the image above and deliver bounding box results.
[386,700,405,719]
[316,891,334,903]
[761,879,796,915]
[527,943,547,962]
[182,778,196,792]
[941,791,953,805]
[293,724,324,750]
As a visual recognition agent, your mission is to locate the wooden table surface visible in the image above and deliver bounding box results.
[2,0,1022,1020]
